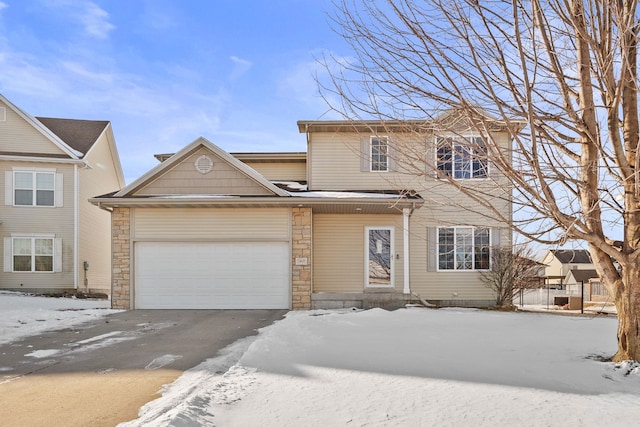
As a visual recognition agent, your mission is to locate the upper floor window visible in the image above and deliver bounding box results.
[12,236,54,272]
[436,137,488,179]
[14,171,55,206]
[370,136,389,172]
[438,227,490,271]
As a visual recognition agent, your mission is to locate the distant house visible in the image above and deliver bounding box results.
[564,268,598,288]
[541,249,594,288]
[92,112,521,310]
[0,94,125,296]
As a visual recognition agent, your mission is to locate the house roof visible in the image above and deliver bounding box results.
[298,108,527,134]
[91,139,424,214]
[154,151,307,164]
[114,137,291,198]
[550,249,592,264]
[90,192,423,214]
[231,152,307,163]
[566,269,599,282]
[36,117,109,158]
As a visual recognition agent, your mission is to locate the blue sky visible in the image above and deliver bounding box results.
[0,0,349,183]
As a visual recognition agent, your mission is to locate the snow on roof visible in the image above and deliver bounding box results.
[272,181,308,191]
[147,195,241,199]
[291,191,406,199]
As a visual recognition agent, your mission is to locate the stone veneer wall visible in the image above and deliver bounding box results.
[111,207,131,309]
[291,207,312,309]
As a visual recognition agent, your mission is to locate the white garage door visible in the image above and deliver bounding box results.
[135,241,290,309]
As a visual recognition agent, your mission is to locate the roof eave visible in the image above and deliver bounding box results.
[89,195,423,210]
[0,154,86,165]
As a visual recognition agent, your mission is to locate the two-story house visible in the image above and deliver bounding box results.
[92,112,515,310]
[541,249,595,287]
[0,94,125,296]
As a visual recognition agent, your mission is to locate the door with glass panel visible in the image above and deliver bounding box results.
[366,227,394,287]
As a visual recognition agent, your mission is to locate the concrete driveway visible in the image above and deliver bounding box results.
[0,309,287,426]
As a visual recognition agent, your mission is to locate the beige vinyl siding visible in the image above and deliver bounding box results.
[242,161,306,181]
[0,161,75,289]
[407,209,511,302]
[313,214,404,293]
[309,131,513,195]
[309,133,413,190]
[133,208,290,241]
[135,147,274,196]
[78,128,123,293]
[0,101,68,156]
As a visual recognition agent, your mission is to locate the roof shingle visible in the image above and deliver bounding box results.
[551,249,592,264]
[36,117,109,157]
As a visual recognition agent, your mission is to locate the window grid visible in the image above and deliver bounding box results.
[13,237,54,272]
[14,171,55,206]
[438,227,490,271]
[370,137,389,172]
[436,137,488,179]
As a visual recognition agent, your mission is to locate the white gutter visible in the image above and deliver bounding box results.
[0,155,86,165]
[88,196,421,208]
[73,164,79,290]
[403,207,411,294]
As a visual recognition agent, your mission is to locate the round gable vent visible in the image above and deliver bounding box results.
[195,155,213,174]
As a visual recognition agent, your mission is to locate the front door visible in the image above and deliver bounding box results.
[365,227,394,288]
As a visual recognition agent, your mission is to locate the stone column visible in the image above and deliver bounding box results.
[111,207,131,309]
[291,207,312,310]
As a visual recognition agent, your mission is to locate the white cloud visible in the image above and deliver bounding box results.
[42,0,115,39]
[61,61,113,84]
[0,2,8,12]
[77,1,115,39]
[229,56,252,80]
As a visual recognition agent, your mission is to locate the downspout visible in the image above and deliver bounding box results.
[403,207,411,294]
[73,164,79,290]
[305,124,311,190]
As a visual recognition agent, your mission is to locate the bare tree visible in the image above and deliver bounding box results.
[323,0,640,361]
[481,245,543,308]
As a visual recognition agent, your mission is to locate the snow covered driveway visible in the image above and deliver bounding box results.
[0,292,286,426]
[127,308,640,427]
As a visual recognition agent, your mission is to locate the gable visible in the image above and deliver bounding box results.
[133,146,276,196]
[0,100,70,158]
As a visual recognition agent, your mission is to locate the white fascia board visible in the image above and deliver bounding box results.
[0,93,82,159]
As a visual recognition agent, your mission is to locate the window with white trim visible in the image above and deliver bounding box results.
[370,136,389,172]
[12,237,54,272]
[438,227,490,271]
[14,171,55,206]
[436,137,488,179]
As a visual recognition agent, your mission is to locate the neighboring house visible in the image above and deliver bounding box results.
[541,249,594,287]
[564,268,598,289]
[0,94,125,296]
[563,268,609,302]
[91,112,518,310]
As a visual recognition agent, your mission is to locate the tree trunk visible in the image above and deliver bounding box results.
[613,269,640,362]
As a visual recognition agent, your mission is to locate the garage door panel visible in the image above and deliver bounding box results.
[135,241,289,309]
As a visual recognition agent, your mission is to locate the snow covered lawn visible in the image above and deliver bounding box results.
[1,292,637,426]
[0,291,117,346]
[125,307,640,427]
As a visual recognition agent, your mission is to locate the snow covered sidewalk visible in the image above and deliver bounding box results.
[124,308,640,427]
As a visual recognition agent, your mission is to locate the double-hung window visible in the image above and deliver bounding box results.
[14,171,55,206]
[436,137,488,179]
[12,237,54,272]
[370,136,389,172]
[438,227,490,271]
